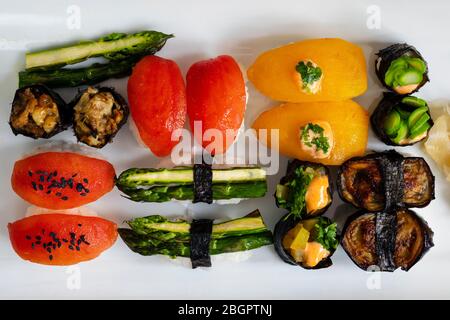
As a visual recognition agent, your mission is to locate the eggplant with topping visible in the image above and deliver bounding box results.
[337,151,435,211]
[375,43,429,95]
[9,85,70,139]
[70,86,129,148]
[274,214,338,269]
[371,93,433,146]
[341,208,433,272]
[275,160,333,219]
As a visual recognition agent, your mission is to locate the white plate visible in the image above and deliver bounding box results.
[0,0,449,299]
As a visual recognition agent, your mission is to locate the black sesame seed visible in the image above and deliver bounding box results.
[28,171,33,177]
[31,243,35,249]
[80,193,87,197]
[76,184,83,192]
[78,224,82,227]
[35,236,41,240]
[56,192,62,197]
[83,178,89,184]
[49,255,53,261]
[26,235,31,240]
[35,241,41,245]
[49,232,56,237]
[68,179,74,189]
[46,247,52,253]
[61,196,69,201]
[70,232,76,239]
[43,243,47,248]
[77,239,82,245]
[84,188,90,193]
[57,242,62,248]
[46,190,52,194]
[75,246,80,251]
[72,173,78,178]
[47,173,53,182]
[39,175,44,183]
[52,244,56,250]
[68,245,74,250]
[53,171,57,177]
[31,182,37,191]
[62,239,68,243]
[38,184,44,190]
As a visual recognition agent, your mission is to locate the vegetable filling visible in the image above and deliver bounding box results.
[295,60,322,94]
[384,56,426,95]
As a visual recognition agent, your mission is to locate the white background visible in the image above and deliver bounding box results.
[0,0,449,299]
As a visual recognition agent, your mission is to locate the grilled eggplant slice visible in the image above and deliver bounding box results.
[274,214,338,269]
[342,208,434,272]
[9,84,70,139]
[337,151,434,211]
[275,160,333,219]
[371,93,433,146]
[71,86,129,148]
[375,43,429,95]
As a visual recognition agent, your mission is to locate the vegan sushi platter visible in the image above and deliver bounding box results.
[0,0,449,299]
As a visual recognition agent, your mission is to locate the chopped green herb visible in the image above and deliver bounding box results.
[277,167,314,219]
[314,217,338,251]
[295,61,322,89]
[301,123,330,153]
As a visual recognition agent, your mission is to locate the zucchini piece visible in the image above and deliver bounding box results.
[26,31,173,70]
[409,122,431,139]
[396,69,423,86]
[395,107,411,120]
[401,96,427,108]
[407,58,427,73]
[407,106,429,128]
[410,114,431,135]
[384,110,402,136]
[392,120,409,144]
[117,167,267,188]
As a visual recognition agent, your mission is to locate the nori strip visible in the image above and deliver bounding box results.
[190,219,213,268]
[375,43,429,94]
[375,211,397,272]
[370,93,434,146]
[193,163,213,204]
[378,150,404,210]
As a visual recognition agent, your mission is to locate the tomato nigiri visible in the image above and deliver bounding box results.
[8,213,117,266]
[186,55,246,155]
[127,56,187,157]
[11,152,115,210]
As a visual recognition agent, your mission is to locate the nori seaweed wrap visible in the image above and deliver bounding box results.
[371,93,433,146]
[190,219,213,268]
[9,84,70,139]
[275,160,333,219]
[274,214,338,270]
[70,86,129,148]
[375,43,429,95]
[341,208,434,272]
[337,150,435,212]
[193,163,213,204]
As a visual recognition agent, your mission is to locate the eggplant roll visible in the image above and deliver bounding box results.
[275,160,333,219]
[371,93,433,146]
[337,151,434,211]
[70,86,129,148]
[9,85,70,139]
[375,43,429,95]
[274,214,338,270]
[342,208,433,272]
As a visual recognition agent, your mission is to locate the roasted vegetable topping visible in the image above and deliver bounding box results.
[342,209,433,272]
[72,87,129,148]
[275,160,332,218]
[9,85,69,139]
[337,151,435,211]
[295,60,322,94]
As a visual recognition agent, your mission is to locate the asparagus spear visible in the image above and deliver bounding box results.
[119,229,273,258]
[119,181,267,202]
[19,58,138,88]
[25,31,173,70]
[126,210,269,240]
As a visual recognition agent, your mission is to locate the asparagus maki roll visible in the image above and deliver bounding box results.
[70,86,129,148]
[274,214,338,269]
[116,166,267,203]
[371,93,433,146]
[118,210,273,268]
[9,85,70,139]
[342,208,433,272]
[275,160,332,219]
[375,43,429,95]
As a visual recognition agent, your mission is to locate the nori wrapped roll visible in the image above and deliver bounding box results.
[70,86,129,148]
[341,208,434,272]
[274,214,338,270]
[375,43,429,95]
[337,150,435,212]
[371,93,434,146]
[9,84,70,139]
[275,160,333,219]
